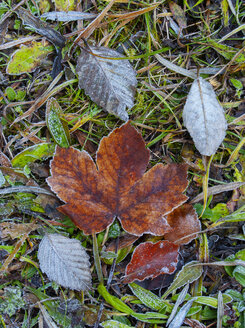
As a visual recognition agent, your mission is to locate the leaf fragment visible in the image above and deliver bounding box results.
[12,143,55,168]
[54,0,76,11]
[6,40,53,75]
[165,204,201,245]
[76,46,137,120]
[38,234,92,291]
[183,77,227,155]
[0,222,39,240]
[169,1,187,29]
[101,321,132,328]
[48,122,188,236]
[123,241,179,283]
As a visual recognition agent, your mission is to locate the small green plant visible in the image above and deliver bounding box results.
[0,286,26,317]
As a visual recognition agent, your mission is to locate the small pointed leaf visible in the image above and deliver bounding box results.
[76,46,137,121]
[162,261,203,299]
[168,299,195,328]
[38,234,92,291]
[183,77,227,155]
[46,98,70,148]
[129,282,166,311]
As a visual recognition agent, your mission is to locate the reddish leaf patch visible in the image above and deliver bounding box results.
[123,240,179,283]
[48,122,188,235]
[165,204,201,245]
[106,234,139,252]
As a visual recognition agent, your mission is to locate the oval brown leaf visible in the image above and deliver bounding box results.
[164,204,201,245]
[48,122,188,236]
[123,240,179,283]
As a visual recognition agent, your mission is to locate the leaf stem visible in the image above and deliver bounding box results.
[92,233,103,284]
[200,155,214,217]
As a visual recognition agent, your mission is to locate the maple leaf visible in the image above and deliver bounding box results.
[47,122,188,236]
[123,240,179,283]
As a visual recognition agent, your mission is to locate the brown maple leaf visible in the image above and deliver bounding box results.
[47,122,188,236]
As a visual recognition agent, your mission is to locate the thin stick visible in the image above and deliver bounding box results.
[92,233,103,284]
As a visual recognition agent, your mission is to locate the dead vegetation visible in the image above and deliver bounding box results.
[0,0,245,327]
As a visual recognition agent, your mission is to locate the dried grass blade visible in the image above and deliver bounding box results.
[109,3,160,19]
[74,0,117,45]
[12,77,77,124]
[0,233,28,274]
[191,181,245,204]
[155,54,197,79]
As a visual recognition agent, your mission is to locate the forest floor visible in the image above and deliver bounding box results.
[0,1,245,327]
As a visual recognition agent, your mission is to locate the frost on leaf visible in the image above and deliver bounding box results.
[6,41,53,75]
[38,234,92,291]
[183,77,227,156]
[164,204,201,245]
[47,122,189,236]
[76,46,137,121]
[123,241,179,283]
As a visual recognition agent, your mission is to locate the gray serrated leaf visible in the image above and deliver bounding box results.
[183,77,227,156]
[76,46,137,121]
[38,234,91,291]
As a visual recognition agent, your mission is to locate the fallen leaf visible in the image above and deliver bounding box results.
[15,7,65,49]
[38,234,91,291]
[169,1,187,29]
[129,282,166,311]
[12,143,55,168]
[76,46,137,121]
[41,11,97,22]
[106,234,138,252]
[123,240,179,283]
[166,284,190,326]
[162,261,203,299]
[0,222,39,240]
[48,122,188,236]
[183,77,227,155]
[46,98,70,148]
[168,298,195,328]
[164,204,201,245]
[6,40,53,75]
